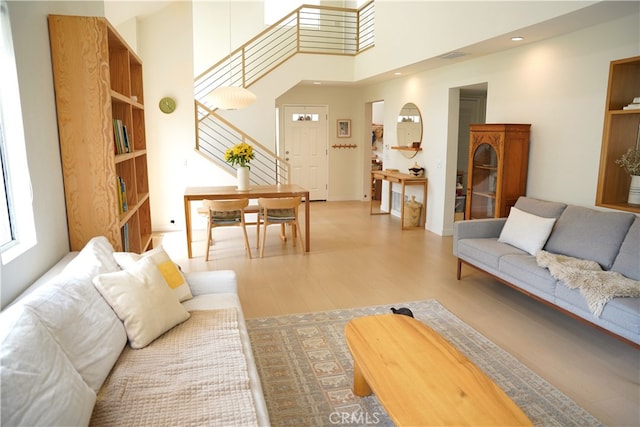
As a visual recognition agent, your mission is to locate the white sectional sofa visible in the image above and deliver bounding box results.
[0,237,269,426]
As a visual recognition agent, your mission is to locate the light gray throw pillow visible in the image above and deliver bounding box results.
[514,197,567,218]
[544,206,635,269]
[611,217,640,280]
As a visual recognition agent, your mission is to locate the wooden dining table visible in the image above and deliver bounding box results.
[184,184,310,258]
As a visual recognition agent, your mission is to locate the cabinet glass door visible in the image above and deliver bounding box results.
[470,143,497,219]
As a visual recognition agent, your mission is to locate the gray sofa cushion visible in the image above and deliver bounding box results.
[611,217,640,280]
[554,283,640,342]
[514,197,567,218]
[499,254,557,298]
[458,238,525,271]
[544,206,635,270]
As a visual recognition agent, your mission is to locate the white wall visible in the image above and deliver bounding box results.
[358,11,639,235]
[137,0,640,234]
[192,1,265,77]
[137,2,230,233]
[353,1,601,81]
[1,0,103,307]
[270,9,639,236]
[277,85,365,201]
[138,1,283,231]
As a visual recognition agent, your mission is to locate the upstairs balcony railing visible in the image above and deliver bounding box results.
[194,1,375,184]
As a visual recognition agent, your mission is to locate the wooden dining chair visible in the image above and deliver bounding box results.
[203,199,252,260]
[256,197,304,258]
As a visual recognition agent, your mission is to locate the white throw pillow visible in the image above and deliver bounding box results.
[113,246,192,301]
[60,236,120,279]
[498,207,557,255]
[0,305,96,426]
[92,257,190,349]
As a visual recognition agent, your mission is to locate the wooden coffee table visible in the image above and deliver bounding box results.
[345,314,533,426]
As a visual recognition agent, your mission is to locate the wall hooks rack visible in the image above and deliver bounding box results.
[332,144,358,149]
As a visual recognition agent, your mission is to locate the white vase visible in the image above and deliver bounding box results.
[237,166,250,191]
[629,175,640,206]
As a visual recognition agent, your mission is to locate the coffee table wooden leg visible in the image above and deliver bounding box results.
[352,359,372,396]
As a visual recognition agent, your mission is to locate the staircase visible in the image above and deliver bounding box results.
[194,1,375,185]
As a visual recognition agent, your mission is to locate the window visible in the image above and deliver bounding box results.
[0,0,36,263]
[0,122,14,246]
[291,113,319,122]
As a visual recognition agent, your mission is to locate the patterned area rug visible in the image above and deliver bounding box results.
[246,300,602,427]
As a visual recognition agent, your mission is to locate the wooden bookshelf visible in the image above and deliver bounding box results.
[49,15,153,252]
[596,56,640,214]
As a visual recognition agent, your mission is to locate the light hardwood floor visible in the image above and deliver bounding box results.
[158,200,639,426]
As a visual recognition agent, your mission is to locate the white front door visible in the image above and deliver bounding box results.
[283,105,328,200]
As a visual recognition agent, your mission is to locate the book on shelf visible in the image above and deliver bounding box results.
[117,176,127,213]
[623,96,640,110]
[623,103,640,110]
[113,120,121,154]
[122,125,130,153]
[117,177,122,213]
[112,119,131,154]
[121,223,129,252]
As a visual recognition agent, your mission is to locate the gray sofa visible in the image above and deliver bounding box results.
[454,196,639,347]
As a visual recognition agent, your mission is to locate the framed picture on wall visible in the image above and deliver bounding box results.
[337,119,351,138]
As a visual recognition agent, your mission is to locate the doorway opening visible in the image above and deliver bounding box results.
[444,84,487,234]
[370,100,385,204]
[456,84,487,221]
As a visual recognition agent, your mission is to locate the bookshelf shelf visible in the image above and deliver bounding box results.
[596,56,640,214]
[49,15,153,252]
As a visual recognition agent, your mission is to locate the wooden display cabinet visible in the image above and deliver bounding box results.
[466,124,531,219]
[596,56,640,214]
[49,15,153,252]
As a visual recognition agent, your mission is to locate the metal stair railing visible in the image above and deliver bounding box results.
[194,1,375,184]
[195,101,290,185]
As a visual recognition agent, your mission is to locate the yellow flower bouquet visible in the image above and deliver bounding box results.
[224,142,255,168]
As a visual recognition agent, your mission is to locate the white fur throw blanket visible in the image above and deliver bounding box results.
[536,250,640,317]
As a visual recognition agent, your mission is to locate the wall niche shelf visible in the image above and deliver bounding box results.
[391,146,422,151]
[391,146,422,159]
[595,55,640,214]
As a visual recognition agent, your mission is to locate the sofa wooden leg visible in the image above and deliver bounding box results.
[456,259,462,280]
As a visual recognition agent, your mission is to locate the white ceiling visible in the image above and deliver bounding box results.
[104,1,638,85]
[344,1,640,86]
[104,0,177,26]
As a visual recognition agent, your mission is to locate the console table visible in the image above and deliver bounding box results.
[370,170,427,229]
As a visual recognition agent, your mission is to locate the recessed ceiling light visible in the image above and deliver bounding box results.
[394,72,402,76]
[313,82,321,85]
[511,36,524,41]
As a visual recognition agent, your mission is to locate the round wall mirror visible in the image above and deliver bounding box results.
[396,103,422,158]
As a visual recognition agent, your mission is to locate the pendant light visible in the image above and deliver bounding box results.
[208,1,256,110]
[209,86,256,110]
